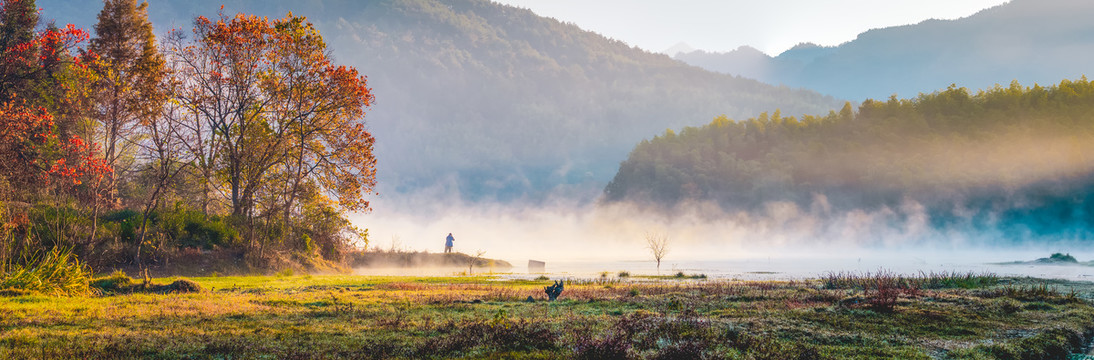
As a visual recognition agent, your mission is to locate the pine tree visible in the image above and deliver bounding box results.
[0,0,40,100]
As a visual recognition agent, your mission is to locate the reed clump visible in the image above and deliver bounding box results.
[822,269,998,291]
[0,246,91,297]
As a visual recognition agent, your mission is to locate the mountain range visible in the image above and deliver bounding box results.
[675,0,1094,101]
[37,0,843,204]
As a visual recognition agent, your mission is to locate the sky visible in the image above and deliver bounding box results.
[493,0,1011,56]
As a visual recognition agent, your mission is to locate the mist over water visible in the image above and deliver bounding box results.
[353,193,1094,281]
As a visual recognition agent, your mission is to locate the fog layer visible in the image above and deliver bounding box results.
[353,195,1091,268]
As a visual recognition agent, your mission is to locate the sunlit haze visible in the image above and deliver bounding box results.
[493,0,1010,55]
[9,0,1094,356]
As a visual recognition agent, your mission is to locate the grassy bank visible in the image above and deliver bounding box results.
[349,251,514,272]
[1,273,1093,359]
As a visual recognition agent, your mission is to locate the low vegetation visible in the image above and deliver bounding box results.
[0,247,91,297]
[89,270,203,295]
[1,272,1092,359]
[822,270,999,291]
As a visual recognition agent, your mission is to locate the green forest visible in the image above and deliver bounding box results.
[606,78,1094,240]
[1,0,376,292]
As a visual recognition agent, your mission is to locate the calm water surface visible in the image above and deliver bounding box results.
[356,250,1094,281]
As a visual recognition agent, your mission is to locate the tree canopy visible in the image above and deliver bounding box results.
[1,1,376,273]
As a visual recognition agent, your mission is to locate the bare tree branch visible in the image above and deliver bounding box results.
[645,231,669,273]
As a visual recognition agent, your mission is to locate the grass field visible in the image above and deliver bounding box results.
[2,272,1093,359]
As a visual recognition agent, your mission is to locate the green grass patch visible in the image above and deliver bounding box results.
[1,274,1092,358]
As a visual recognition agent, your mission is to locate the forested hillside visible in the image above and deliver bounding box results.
[39,0,844,202]
[676,0,1094,101]
[606,78,1094,239]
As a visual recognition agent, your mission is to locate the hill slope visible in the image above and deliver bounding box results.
[605,78,1094,240]
[676,0,1094,101]
[38,0,843,204]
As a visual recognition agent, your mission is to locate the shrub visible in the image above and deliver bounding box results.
[90,270,134,293]
[140,205,240,251]
[99,209,141,243]
[867,277,900,312]
[173,211,239,250]
[26,203,90,249]
[158,278,203,294]
[90,271,203,294]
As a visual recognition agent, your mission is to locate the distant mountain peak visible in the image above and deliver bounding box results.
[786,42,824,51]
[730,45,768,57]
[662,42,695,56]
[675,0,1094,101]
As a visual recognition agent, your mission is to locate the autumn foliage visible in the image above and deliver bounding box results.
[0,2,106,198]
[0,102,54,189]
[172,11,375,214]
[2,1,376,274]
[161,9,376,262]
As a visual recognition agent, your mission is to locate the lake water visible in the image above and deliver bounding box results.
[355,251,1094,281]
[522,258,1094,281]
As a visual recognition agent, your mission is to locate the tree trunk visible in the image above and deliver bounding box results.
[134,214,146,266]
[201,173,210,217]
[135,184,163,266]
[282,135,307,250]
[231,172,242,216]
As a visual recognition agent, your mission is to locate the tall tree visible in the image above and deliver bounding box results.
[0,0,98,199]
[0,0,38,101]
[87,0,165,199]
[86,0,164,245]
[166,11,376,253]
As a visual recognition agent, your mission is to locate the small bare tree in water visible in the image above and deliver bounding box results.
[645,232,669,273]
[468,249,486,274]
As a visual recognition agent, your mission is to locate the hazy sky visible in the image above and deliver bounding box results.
[493,0,1010,55]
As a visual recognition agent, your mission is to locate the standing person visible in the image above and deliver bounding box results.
[445,233,455,253]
